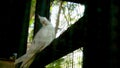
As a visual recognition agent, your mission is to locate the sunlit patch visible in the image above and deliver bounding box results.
[50,1,85,38]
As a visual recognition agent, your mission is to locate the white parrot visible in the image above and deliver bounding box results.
[14,15,55,68]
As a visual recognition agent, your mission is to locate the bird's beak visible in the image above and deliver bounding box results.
[38,15,41,19]
[37,15,46,25]
[38,15,42,21]
[38,15,44,21]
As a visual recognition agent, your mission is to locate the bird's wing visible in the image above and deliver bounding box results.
[19,28,54,67]
[23,26,54,66]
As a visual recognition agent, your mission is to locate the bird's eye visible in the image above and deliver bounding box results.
[42,21,47,26]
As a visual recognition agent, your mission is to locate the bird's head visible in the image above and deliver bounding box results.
[38,15,51,26]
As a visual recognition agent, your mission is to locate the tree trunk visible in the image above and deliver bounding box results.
[55,1,63,35]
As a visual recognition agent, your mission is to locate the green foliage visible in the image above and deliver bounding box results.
[27,0,36,43]
[46,58,64,68]
[30,0,36,19]
[28,29,34,42]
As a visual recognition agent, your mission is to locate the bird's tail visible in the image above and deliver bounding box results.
[20,54,36,68]
[14,54,26,64]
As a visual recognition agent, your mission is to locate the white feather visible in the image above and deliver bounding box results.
[14,15,55,68]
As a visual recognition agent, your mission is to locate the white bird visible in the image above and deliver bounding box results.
[14,15,55,68]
